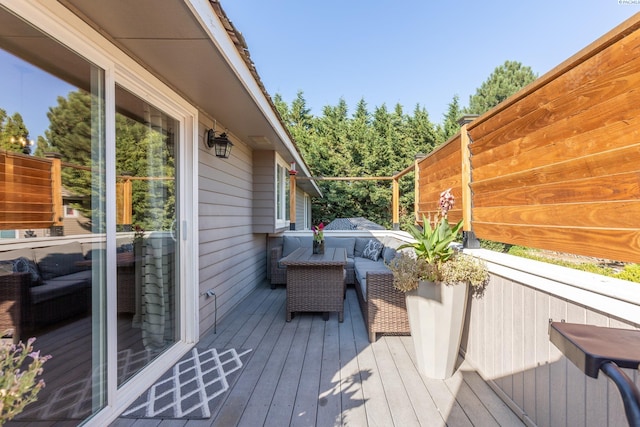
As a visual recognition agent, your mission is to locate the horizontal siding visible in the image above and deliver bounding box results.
[295,186,307,229]
[252,150,276,233]
[198,129,266,335]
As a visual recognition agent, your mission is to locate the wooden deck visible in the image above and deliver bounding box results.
[111,281,524,427]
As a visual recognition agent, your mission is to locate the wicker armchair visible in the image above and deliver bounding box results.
[354,270,410,342]
[270,246,287,288]
[0,272,30,343]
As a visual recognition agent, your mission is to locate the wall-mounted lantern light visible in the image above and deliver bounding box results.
[205,129,233,159]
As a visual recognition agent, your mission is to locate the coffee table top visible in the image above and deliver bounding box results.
[281,247,347,267]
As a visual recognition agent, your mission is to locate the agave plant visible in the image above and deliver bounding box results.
[398,214,463,265]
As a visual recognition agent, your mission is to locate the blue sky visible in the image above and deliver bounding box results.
[222,1,638,123]
[1,2,637,142]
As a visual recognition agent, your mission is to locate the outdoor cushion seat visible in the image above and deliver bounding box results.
[353,257,391,301]
[31,276,90,305]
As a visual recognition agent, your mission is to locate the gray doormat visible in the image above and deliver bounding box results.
[122,347,252,419]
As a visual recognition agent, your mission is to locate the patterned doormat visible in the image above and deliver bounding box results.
[122,347,252,419]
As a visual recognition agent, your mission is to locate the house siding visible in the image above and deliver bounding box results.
[252,150,277,233]
[198,127,267,335]
[295,186,308,229]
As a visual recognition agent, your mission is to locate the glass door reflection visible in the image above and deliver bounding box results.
[115,86,179,386]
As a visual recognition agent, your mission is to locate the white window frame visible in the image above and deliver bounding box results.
[303,194,310,230]
[63,205,79,218]
[275,156,290,229]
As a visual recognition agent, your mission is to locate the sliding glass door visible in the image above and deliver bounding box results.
[0,6,185,424]
[0,8,108,422]
[115,85,180,386]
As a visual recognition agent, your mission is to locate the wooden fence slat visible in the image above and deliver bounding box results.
[0,212,54,222]
[473,172,640,208]
[472,143,640,193]
[473,222,640,263]
[473,200,640,229]
[0,221,56,229]
[0,191,53,204]
[471,86,640,174]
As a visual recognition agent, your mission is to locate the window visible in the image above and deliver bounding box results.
[0,230,17,239]
[64,205,78,218]
[276,160,290,227]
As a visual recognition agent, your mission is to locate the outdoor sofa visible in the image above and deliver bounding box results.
[270,234,410,342]
[0,241,93,342]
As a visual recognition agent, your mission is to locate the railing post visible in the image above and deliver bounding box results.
[460,125,479,248]
[289,167,297,230]
[392,178,399,230]
[46,152,64,230]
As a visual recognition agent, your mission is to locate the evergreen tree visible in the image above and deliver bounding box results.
[0,111,30,153]
[278,96,438,229]
[439,95,462,144]
[45,89,175,231]
[465,60,537,115]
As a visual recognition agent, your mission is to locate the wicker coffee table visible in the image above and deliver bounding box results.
[281,247,347,322]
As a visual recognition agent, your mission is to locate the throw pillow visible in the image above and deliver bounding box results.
[362,239,383,261]
[13,257,42,285]
[382,246,397,264]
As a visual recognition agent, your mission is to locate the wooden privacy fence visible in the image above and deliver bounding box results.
[0,151,56,230]
[417,14,640,264]
[0,150,146,232]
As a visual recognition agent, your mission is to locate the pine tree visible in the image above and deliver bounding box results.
[466,60,537,115]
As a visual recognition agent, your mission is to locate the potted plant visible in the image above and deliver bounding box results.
[0,338,50,422]
[312,222,325,254]
[388,189,489,379]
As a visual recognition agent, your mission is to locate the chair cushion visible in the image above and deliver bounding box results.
[354,238,370,258]
[354,257,391,300]
[325,237,356,258]
[31,276,90,304]
[282,236,313,257]
[34,241,86,280]
[0,248,34,262]
[382,247,397,264]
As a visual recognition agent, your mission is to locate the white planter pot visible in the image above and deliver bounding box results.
[405,280,469,379]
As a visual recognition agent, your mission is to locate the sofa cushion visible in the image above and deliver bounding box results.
[382,247,397,264]
[31,275,90,304]
[362,239,384,261]
[0,248,34,262]
[354,238,370,258]
[46,269,92,284]
[325,237,356,258]
[354,257,391,300]
[282,236,313,258]
[34,241,86,280]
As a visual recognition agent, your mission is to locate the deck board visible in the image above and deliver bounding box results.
[112,282,524,427]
